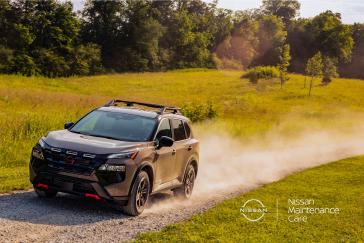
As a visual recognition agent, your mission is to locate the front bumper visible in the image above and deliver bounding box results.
[30,155,135,203]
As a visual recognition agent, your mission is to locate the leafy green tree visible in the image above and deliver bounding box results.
[340,23,364,79]
[0,0,12,46]
[168,5,210,68]
[214,13,259,69]
[12,53,38,76]
[7,0,82,76]
[310,11,353,63]
[287,18,314,73]
[322,56,338,85]
[253,15,287,66]
[81,0,125,71]
[306,52,323,96]
[278,43,291,88]
[121,0,165,71]
[309,11,353,83]
[70,43,103,75]
[261,0,300,25]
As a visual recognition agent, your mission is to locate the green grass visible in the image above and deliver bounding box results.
[1,69,364,192]
[136,156,364,242]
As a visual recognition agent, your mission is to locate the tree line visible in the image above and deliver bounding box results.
[0,0,362,79]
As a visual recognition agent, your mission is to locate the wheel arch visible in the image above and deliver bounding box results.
[129,161,155,196]
[183,155,199,179]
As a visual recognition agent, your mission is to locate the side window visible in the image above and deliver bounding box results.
[155,119,172,140]
[184,121,191,138]
[172,119,187,141]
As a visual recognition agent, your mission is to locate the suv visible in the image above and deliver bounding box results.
[29,100,199,216]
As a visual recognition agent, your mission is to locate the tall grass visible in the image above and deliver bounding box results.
[0,69,364,192]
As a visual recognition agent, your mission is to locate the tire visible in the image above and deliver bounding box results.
[34,187,58,198]
[174,164,195,199]
[123,171,150,216]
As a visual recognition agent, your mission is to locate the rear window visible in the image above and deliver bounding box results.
[184,121,191,138]
[172,119,187,141]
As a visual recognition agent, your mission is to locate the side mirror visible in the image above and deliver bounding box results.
[158,136,174,148]
[64,122,74,129]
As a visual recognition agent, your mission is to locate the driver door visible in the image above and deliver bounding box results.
[154,118,176,185]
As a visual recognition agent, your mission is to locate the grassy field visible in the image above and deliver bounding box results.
[136,156,364,242]
[1,69,364,192]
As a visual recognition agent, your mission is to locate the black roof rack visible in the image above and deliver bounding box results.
[104,99,181,115]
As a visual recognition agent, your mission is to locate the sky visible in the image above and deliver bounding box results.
[72,0,364,24]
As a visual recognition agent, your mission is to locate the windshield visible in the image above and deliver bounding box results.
[70,110,157,142]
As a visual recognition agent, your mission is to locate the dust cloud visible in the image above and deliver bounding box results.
[146,125,364,213]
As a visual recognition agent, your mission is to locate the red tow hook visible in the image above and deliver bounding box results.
[85,193,101,200]
[37,183,49,190]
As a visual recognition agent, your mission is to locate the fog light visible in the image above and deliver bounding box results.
[98,164,126,172]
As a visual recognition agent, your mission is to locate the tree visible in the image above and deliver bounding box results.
[261,0,300,25]
[167,2,212,68]
[339,23,364,79]
[309,11,353,83]
[70,43,103,75]
[278,43,291,88]
[322,56,338,85]
[0,0,12,46]
[287,18,314,73]
[81,0,125,71]
[252,15,287,66]
[306,52,323,96]
[0,46,13,73]
[214,14,259,69]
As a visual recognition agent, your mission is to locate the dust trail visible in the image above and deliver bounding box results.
[147,126,364,212]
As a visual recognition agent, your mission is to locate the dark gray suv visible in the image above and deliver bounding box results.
[29,100,199,216]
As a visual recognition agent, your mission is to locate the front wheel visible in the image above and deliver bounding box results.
[174,164,195,199]
[123,171,150,216]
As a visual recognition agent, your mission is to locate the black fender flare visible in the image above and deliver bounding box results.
[182,154,199,181]
[128,160,155,196]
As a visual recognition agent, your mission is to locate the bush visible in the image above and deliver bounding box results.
[12,54,39,76]
[212,54,244,70]
[241,66,279,84]
[181,102,218,122]
[70,44,103,75]
[35,49,70,78]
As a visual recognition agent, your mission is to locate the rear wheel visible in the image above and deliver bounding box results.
[123,171,150,216]
[174,164,195,199]
[34,186,58,198]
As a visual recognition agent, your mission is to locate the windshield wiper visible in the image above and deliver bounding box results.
[70,130,92,136]
[70,130,138,141]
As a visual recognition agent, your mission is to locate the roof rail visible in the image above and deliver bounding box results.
[104,99,181,115]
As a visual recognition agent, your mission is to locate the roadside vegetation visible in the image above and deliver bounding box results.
[1,69,364,192]
[0,0,363,81]
[136,156,364,242]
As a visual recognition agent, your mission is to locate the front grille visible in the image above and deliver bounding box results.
[76,159,91,167]
[43,148,101,175]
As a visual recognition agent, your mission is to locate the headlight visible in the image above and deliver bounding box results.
[98,164,126,172]
[107,151,139,160]
[32,138,46,160]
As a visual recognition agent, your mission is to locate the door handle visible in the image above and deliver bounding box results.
[172,149,176,156]
[187,145,192,151]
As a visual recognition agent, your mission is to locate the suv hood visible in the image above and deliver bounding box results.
[43,130,148,154]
